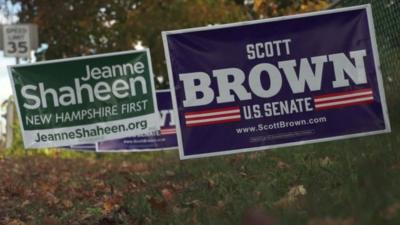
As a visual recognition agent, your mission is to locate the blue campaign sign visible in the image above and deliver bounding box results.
[68,90,178,152]
[162,5,391,159]
[97,90,177,152]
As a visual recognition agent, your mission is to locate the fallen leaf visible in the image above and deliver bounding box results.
[62,199,73,209]
[76,213,92,222]
[277,161,290,169]
[131,163,148,172]
[42,216,59,225]
[147,196,167,210]
[21,200,30,207]
[230,154,245,164]
[161,188,174,202]
[6,219,26,225]
[309,217,355,225]
[139,177,147,184]
[184,200,201,208]
[274,185,307,208]
[97,217,118,225]
[172,183,184,191]
[242,207,279,225]
[40,183,57,194]
[173,206,189,214]
[392,159,400,168]
[287,185,307,201]
[165,170,175,177]
[216,200,225,209]
[207,179,216,189]
[121,161,129,168]
[320,157,333,167]
[102,199,115,214]
[94,180,107,191]
[45,192,60,205]
[381,202,400,219]
[240,172,248,177]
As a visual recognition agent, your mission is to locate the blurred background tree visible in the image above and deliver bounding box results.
[12,0,330,88]
[252,0,329,18]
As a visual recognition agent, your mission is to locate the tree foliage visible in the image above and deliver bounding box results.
[13,0,247,87]
[252,0,330,18]
[13,0,329,88]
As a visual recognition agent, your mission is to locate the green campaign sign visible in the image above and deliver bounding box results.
[9,49,160,148]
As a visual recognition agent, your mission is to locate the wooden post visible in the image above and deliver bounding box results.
[5,98,14,148]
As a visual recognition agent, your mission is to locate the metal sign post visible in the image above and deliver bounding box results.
[1,24,38,148]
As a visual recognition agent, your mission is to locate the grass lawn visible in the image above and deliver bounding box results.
[1,125,400,225]
[2,93,399,225]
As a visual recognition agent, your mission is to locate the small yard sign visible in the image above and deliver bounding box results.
[97,89,177,152]
[163,5,391,159]
[9,50,160,148]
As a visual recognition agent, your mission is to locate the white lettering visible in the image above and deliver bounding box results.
[180,72,214,107]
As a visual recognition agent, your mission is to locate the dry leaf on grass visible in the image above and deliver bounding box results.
[288,185,307,199]
[42,216,59,225]
[274,185,307,208]
[62,199,73,209]
[242,207,279,225]
[147,195,167,210]
[173,206,189,214]
[131,163,149,172]
[277,161,291,170]
[161,188,174,202]
[45,192,60,205]
[216,200,225,209]
[320,157,333,167]
[102,197,121,214]
[207,179,216,189]
[184,199,201,208]
[6,219,26,225]
[308,217,355,225]
[21,200,30,207]
[103,199,115,214]
[165,170,176,177]
[381,202,400,219]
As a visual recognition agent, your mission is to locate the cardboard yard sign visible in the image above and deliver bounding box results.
[68,90,178,152]
[9,50,160,148]
[163,5,391,159]
[97,89,177,152]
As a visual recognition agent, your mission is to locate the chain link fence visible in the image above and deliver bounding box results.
[329,0,400,149]
[334,0,399,100]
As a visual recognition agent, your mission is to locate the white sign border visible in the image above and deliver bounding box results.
[162,4,391,160]
[8,49,161,149]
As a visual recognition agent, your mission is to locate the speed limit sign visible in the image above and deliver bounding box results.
[2,24,37,58]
